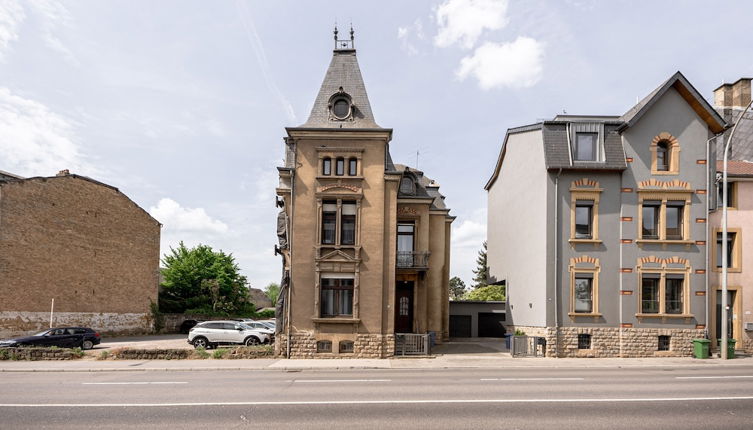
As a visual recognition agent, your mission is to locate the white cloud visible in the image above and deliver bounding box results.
[434,0,509,49]
[398,18,425,55]
[450,208,487,285]
[0,87,91,176]
[456,37,544,90]
[27,0,77,64]
[149,198,229,235]
[0,0,25,60]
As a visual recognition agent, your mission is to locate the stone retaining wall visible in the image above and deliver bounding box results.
[276,332,396,358]
[0,347,83,361]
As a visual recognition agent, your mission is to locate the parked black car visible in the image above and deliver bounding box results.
[0,327,101,350]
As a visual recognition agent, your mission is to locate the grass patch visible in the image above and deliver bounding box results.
[193,347,210,359]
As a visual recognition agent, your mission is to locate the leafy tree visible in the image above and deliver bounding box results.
[463,284,505,301]
[471,241,489,289]
[449,276,466,300]
[264,282,280,305]
[158,242,253,316]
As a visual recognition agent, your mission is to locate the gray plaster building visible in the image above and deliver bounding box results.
[485,72,728,357]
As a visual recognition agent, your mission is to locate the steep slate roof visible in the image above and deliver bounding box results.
[619,71,727,134]
[394,164,450,212]
[542,122,627,171]
[299,48,382,129]
[714,108,753,162]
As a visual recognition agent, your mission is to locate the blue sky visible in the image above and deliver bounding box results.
[2,0,752,290]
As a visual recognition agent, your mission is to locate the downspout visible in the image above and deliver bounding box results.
[619,169,623,357]
[553,167,562,357]
[704,131,725,342]
[286,166,296,359]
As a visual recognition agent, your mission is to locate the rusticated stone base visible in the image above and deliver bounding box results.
[508,326,705,358]
[275,332,396,358]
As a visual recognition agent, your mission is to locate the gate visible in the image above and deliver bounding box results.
[395,333,430,356]
[511,335,547,357]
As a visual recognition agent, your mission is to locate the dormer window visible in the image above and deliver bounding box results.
[333,99,350,119]
[575,132,597,161]
[329,88,352,121]
[400,176,415,195]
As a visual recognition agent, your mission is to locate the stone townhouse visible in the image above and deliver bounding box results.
[274,30,453,358]
[709,77,753,354]
[0,170,161,337]
[486,72,728,357]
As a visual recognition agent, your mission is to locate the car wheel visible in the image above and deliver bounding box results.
[81,340,94,350]
[245,336,260,346]
[192,337,208,349]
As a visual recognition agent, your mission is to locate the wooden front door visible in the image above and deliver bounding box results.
[395,281,414,333]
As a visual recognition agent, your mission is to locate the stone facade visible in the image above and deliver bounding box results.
[510,325,704,357]
[0,173,161,337]
[276,333,395,358]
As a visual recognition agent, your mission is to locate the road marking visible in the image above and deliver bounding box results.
[82,382,188,385]
[3,396,753,408]
[480,378,584,381]
[288,379,392,383]
[675,376,753,380]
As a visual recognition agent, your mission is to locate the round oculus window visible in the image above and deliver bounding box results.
[332,99,350,119]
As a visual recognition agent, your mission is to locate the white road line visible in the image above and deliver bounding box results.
[2,396,753,408]
[675,376,753,380]
[480,378,584,381]
[82,382,188,385]
[288,379,392,383]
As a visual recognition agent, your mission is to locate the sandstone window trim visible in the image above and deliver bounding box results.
[316,198,362,248]
[316,147,364,178]
[636,257,692,318]
[569,179,602,244]
[636,191,692,243]
[717,181,737,210]
[568,256,601,317]
[712,228,742,273]
[650,132,680,175]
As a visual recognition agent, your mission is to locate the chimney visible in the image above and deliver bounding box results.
[57,169,70,176]
[714,78,752,108]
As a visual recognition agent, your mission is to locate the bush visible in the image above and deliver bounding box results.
[463,284,505,302]
[98,351,110,360]
[194,347,210,359]
[256,309,275,319]
[212,348,229,359]
[514,329,526,336]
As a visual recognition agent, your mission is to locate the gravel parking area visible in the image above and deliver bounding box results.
[95,334,192,350]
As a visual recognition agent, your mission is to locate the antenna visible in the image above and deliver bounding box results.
[416,150,420,170]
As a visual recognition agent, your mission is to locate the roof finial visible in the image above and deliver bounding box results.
[334,24,338,42]
[350,24,354,42]
[333,23,355,50]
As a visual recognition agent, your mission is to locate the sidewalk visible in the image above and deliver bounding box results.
[1,355,752,372]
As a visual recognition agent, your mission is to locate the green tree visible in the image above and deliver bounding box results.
[158,242,253,316]
[264,282,280,305]
[471,241,488,289]
[463,284,505,301]
[449,276,466,300]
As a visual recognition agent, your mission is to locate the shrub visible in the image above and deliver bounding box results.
[194,347,210,359]
[98,351,110,360]
[514,329,526,336]
[212,348,229,359]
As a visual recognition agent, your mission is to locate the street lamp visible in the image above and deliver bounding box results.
[720,98,753,359]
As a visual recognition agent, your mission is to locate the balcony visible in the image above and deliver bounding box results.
[396,251,430,270]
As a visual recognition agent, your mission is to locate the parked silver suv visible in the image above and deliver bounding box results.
[187,321,270,349]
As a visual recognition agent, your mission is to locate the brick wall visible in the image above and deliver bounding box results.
[0,175,160,336]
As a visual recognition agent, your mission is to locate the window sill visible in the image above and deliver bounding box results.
[312,317,360,324]
[635,313,694,319]
[712,267,742,273]
[635,239,695,245]
[316,175,364,180]
[568,312,602,318]
[568,239,602,244]
[651,171,679,176]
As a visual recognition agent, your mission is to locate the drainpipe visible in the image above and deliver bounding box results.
[553,168,562,357]
[705,134,716,341]
[287,162,296,359]
[619,168,623,357]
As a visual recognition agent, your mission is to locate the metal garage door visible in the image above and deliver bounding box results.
[449,315,472,337]
[478,312,506,337]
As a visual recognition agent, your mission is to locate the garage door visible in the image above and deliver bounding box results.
[478,313,506,337]
[449,315,472,338]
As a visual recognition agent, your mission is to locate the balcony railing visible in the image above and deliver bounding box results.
[396,251,430,269]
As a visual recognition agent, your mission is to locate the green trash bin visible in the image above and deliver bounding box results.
[692,339,710,359]
[717,339,736,358]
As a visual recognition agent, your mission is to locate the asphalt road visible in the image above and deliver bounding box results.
[2,366,752,429]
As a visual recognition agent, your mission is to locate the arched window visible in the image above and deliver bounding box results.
[348,158,357,176]
[335,158,345,176]
[322,157,332,175]
[400,177,415,195]
[656,140,669,171]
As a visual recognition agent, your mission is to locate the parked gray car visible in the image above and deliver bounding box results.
[187,321,269,349]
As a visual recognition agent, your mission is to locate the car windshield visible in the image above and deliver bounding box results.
[34,330,50,336]
[238,323,253,330]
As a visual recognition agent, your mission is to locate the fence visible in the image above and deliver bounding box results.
[395,333,431,356]
[511,335,547,357]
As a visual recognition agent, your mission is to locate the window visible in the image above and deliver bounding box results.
[316,340,332,353]
[665,201,684,240]
[715,232,739,269]
[320,278,354,317]
[658,335,671,351]
[717,182,736,208]
[341,202,356,245]
[574,201,593,239]
[641,274,660,314]
[641,201,660,239]
[397,222,415,268]
[577,334,591,349]
[335,157,345,176]
[574,132,597,161]
[339,340,354,353]
[348,158,357,176]
[332,98,350,119]
[322,157,332,175]
[321,201,337,245]
[641,273,685,315]
[573,274,593,313]
[656,141,670,171]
